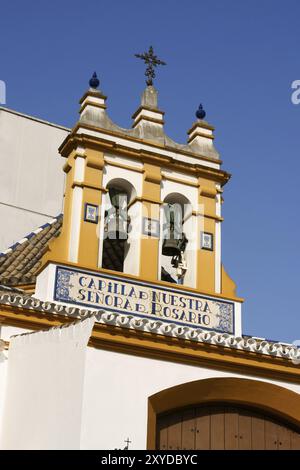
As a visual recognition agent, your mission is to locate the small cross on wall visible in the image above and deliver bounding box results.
[124,437,132,450]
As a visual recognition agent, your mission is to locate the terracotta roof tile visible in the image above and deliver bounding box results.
[0,214,125,286]
[0,215,63,286]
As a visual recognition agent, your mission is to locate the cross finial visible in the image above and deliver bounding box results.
[124,437,132,450]
[135,46,166,86]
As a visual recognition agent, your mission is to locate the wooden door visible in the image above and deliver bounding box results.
[156,403,300,450]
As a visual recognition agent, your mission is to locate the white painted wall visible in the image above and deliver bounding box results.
[0,360,7,433]
[0,107,68,251]
[0,323,298,450]
[0,320,94,450]
[34,262,58,302]
[0,325,29,430]
[80,346,300,450]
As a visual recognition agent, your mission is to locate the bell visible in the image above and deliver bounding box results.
[104,208,128,240]
[162,203,183,257]
[104,188,129,240]
[162,236,182,256]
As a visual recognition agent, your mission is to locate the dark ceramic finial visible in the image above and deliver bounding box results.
[196,104,206,120]
[89,72,100,89]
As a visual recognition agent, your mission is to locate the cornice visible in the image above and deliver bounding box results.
[79,90,107,105]
[58,132,231,186]
[0,292,299,384]
[59,123,223,166]
[187,121,215,135]
[132,115,165,127]
[79,101,107,113]
[187,131,214,142]
[131,105,165,120]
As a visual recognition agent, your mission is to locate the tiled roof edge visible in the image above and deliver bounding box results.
[0,214,63,257]
[0,290,299,363]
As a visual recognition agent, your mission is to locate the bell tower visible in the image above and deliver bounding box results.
[35,55,243,336]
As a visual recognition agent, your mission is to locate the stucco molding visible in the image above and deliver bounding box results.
[0,290,299,363]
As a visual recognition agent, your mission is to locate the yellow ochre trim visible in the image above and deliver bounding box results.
[71,181,107,192]
[200,186,218,198]
[0,307,299,385]
[139,164,162,280]
[128,196,162,208]
[59,133,230,186]
[147,378,300,449]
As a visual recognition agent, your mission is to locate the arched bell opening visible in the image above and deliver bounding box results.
[159,193,192,285]
[101,178,136,273]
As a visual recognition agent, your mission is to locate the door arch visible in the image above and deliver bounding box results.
[147,377,300,449]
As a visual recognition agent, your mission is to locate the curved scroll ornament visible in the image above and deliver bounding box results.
[215,302,234,333]
[55,269,73,302]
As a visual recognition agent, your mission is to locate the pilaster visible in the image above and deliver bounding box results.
[196,177,218,293]
[139,162,162,280]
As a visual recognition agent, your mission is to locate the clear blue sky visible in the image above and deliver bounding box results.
[1,0,300,342]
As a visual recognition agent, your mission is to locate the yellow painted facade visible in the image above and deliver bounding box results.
[2,73,300,453]
[40,85,241,305]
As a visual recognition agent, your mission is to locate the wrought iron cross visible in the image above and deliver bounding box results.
[124,437,132,450]
[135,46,166,86]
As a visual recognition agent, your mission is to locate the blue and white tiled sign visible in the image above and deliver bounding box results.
[54,266,234,334]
